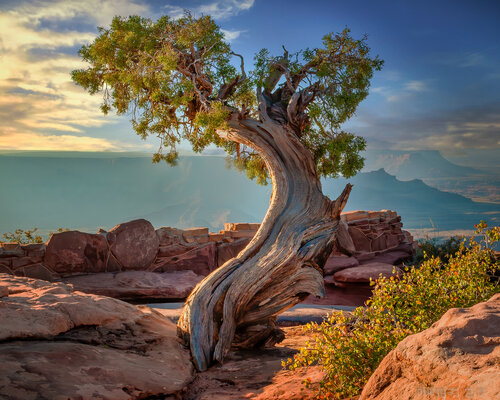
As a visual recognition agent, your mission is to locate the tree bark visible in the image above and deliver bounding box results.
[177,111,351,371]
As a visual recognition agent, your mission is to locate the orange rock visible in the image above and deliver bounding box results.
[360,294,500,400]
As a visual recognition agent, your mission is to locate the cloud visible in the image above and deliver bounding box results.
[221,28,244,41]
[0,0,154,151]
[372,79,430,103]
[0,132,135,151]
[353,104,500,151]
[164,0,254,20]
[404,80,428,92]
[458,52,485,68]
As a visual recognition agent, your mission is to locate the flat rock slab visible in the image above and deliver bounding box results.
[334,262,401,283]
[359,250,413,266]
[63,270,204,301]
[0,274,193,400]
[324,255,359,275]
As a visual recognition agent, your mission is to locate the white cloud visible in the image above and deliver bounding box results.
[0,132,140,152]
[221,28,244,41]
[165,0,254,20]
[0,0,152,151]
[404,80,428,92]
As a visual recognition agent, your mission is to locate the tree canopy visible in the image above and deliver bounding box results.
[72,13,383,183]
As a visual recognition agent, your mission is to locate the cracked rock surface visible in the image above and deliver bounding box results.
[0,274,193,400]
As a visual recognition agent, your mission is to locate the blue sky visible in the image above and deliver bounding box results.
[0,0,499,157]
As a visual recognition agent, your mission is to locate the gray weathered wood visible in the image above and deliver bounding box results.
[177,103,351,371]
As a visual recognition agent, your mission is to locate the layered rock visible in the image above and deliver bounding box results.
[360,293,500,400]
[63,270,204,301]
[0,274,193,399]
[0,210,415,302]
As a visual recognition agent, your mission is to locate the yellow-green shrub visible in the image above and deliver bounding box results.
[285,222,499,400]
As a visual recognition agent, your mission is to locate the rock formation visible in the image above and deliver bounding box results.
[0,274,193,399]
[0,210,415,303]
[360,293,500,400]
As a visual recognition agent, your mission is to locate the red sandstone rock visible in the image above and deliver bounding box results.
[44,231,108,275]
[0,275,193,399]
[359,250,413,266]
[155,226,185,245]
[158,243,192,257]
[152,242,216,276]
[324,255,359,275]
[0,243,24,257]
[0,265,12,275]
[349,226,372,253]
[216,238,251,267]
[360,294,500,400]
[333,262,401,283]
[63,270,204,300]
[19,263,56,281]
[109,219,159,270]
[335,220,356,255]
[371,233,388,251]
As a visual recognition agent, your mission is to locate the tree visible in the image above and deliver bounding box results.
[72,13,383,371]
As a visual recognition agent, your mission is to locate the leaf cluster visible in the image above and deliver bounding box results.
[285,222,499,399]
[2,228,43,244]
[73,15,381,182]
[72,13,253,165]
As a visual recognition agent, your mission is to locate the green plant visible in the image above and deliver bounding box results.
[414,235,462,264]
[285,222,499,400]
[1,227,70,244]
[2,228,43,244]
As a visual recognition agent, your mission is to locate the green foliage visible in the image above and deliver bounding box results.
[2,228,43,244]
[72,13,247,165]
[73,14,381,183]
[285,222,499,399]
[1,228,71,244]
[414,235,462,264]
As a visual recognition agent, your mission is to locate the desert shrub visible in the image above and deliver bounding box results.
[413,235,462,264]
[2,228,43,244]
[2,227,70,244]
[285,222,499,400]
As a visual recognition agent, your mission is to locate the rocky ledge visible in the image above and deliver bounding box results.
[0,210,416,303]
[0,274,193,400]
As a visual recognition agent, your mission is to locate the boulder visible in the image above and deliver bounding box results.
[324,255,359,275]
[360,294,500,400]
[63,270,204,301]
[109,219,159,270]
[349,227,372,253]
[333,262,401,284]
[0,243,24,257]
[0,275,193,399]
[155,226,185,246]
[19,263,56,281]
[335,221,356,255]
[158,243,191,257]
[217,238,251,267]
[151,242,217,276]
[44,231,108,275]
[0,265,12,275]
[359,250,413,266]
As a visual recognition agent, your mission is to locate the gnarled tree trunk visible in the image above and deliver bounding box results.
[177,111,351,371]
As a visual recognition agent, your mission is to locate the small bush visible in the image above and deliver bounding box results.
[285,222,499,400]
[2,227,70,244]
[2,228,43,244]
[413,235,462,264]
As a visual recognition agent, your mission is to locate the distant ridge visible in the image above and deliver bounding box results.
[0,154,497,235]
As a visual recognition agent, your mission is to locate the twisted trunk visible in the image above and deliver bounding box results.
[177,112,351,371]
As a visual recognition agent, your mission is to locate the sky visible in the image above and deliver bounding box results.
[0,0,499,158]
